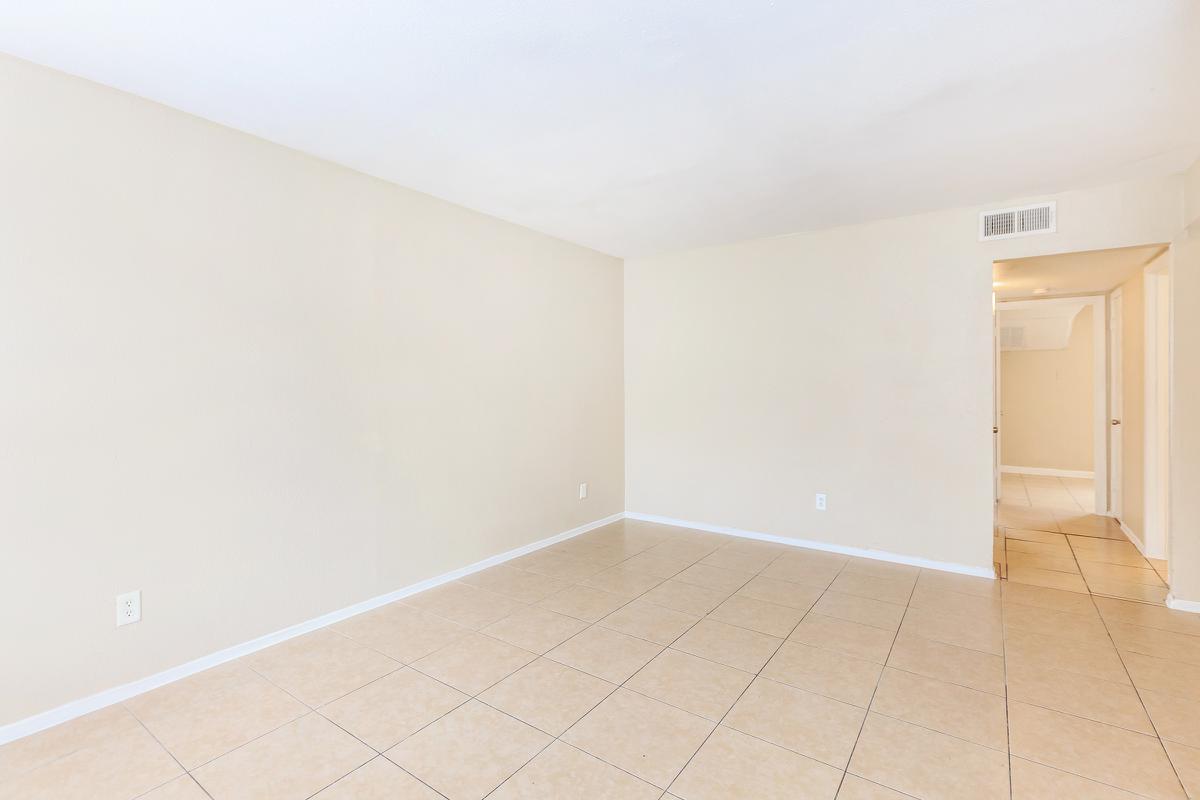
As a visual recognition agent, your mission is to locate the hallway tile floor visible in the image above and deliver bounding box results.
[996,472,1170,604]
[1000,472,1097,514]
[3,517,1196,799]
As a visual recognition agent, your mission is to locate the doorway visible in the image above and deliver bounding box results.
[994,295,1106,513]
[990,244,1172,604]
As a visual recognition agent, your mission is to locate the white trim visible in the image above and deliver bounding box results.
[1143,255,1171,560]
[626,512,995,579]
[0,512,624,746]
[1110,288,1124,520]
[997,295,1107,514]
[1118,519,1149,558]
[993,294,1001,503]
[1167,595,1200,614]
[1000,465,1094,479]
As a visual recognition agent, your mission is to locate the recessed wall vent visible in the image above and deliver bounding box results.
[979,201,1056,241]
[999,325,1025,349]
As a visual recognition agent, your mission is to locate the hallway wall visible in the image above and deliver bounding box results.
[1000,304,1094,473]
[1115,259,1154,549]
[1170,158,1200,604]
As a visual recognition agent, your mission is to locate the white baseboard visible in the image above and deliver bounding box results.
[1114,519,1171,561]
[0,511,624,747]
[1118,520,1148,556]
[626,512,995,579]
[1001,465,1094,479]
[1167,595,1200,614]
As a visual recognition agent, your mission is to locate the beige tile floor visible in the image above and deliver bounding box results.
[1000,472,1097,513]
[4,517,1198,799]
[996,472,1170,603]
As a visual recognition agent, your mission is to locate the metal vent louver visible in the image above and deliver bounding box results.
[999,325,1025,349]
[980,202,1056,241]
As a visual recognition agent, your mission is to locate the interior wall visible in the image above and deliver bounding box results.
[1151,266,1171,557]
[625,173,1185,573]
[0,55,625,727]
[1116,262,1152,547]
[1000,305,1094,473]
[1170,158,1200,602]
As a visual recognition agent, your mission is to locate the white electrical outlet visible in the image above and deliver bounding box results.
[579,482,588,500]
[815,493,827,511]
[116,590,141,626]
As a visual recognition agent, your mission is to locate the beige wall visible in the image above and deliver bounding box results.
[1000,305,1094,473]
[0,55,624,726]
[625,174,1184,573]
[1187,159,1200,225]
[1152,267,1171,555]
[1116,263,1152,547]
[1170,158,1200,601]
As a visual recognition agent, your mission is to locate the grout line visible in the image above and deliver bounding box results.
[662,550,847,796]
[291,671,458,796]
[131,774,215,800]
[831,563,919,797]
[1086,583,1190,797]
[1007,752,1166,800]
[472,680,633,796]
[861,706,1009,753]
[296,747,377,800]
[185,775,218,800]
[999,549,1013,800]
[124,708,212,800]
[176,706,306,773]
[472,530,748,797]
[315,756,450,800]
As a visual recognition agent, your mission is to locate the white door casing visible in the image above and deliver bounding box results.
[1110,288,1123,520]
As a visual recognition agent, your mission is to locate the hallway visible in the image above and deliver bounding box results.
[996,472,1169,605]
[999,473,1097,514]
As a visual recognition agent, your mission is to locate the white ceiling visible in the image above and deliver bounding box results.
[993,244,1167,299]
[2,1,1199,257]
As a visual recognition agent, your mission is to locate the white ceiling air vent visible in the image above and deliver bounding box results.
[979,201,1056,241]
[999,325,1025,349]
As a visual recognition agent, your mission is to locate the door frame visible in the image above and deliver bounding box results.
[1143,255,1171,559]
[996,294,1108,514]
[1110,289,1123,520]
[993,292,1001,503]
